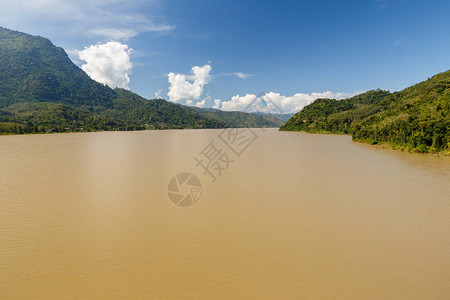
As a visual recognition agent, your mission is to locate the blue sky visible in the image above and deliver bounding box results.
[1,0,450,113]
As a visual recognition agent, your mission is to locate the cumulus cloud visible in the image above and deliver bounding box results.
[77,41,133,89]
[167,65,212,104]
[0,0,175,40]
[262,91,347,114]
[214,91,348,114]
[155,89,163,99]
[213,99,222,109]
[218,94,259,112]
[164,64,347,113]
[186,99,206,108]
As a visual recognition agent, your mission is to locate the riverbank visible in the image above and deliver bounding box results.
[280,128,450,156]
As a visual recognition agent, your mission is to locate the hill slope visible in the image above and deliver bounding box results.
[280,73,450,153]
[0,27,281,134]
[190,107,285,127]
[0,27,116,108]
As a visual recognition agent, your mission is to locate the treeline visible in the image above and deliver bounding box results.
[0,122,145,134]
[0,27,283,135]
[0,106,146,134]
[0,100,223,135]
[280,71,450,154]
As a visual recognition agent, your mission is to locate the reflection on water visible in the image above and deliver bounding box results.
[0,129,449,299]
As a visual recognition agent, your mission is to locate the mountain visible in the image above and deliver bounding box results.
[280,73,450,153]
[254,112,295,123]
[0,27,281,134]
[191,107,286,127]
[0,27,116,108]
[280,90,391,133]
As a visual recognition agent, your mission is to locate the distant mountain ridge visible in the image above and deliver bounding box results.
[254,112,295,122]
[0,27,283,134]
[190,107,286,127]
[280,74,450,153]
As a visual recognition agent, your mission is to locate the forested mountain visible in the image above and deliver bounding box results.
[190,107,285,127]
[0,27,116,108]
[0,27,282,134]
[280,73,450,153]
[254,112,295,123]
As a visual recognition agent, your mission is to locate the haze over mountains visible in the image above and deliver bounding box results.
[0,27,284,134]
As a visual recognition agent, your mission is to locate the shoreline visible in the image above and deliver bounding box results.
[279,129,450,157]
[4,127,448,156]
[0,126,280,136]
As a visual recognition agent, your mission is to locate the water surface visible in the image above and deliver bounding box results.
[1,129,449,299]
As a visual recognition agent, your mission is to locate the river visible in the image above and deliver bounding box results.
[1,129,449,299]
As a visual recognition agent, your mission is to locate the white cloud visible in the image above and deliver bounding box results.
[167,65,212,103]
[214,91,348,114]
[77,41,133,89]
[233,72,254,79]
[155,89,163,99]
[89,28,138,40]
[262,91,347,114]
[186,99,206,108]
[165,64,347,113]
[0,0,175,40]
[213,99,222,109]
[219,94,260,112]
[221,72,254,79]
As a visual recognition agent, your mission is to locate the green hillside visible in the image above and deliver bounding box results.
[190,107,285,127]
[0,27,116,108]
[0,27,281,134]
[280,72,450,153]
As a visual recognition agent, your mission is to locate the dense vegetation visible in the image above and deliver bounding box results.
[0,27,282,134]
[190,107,285,127]
[280,73,450,154]
[0,27,116,108]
